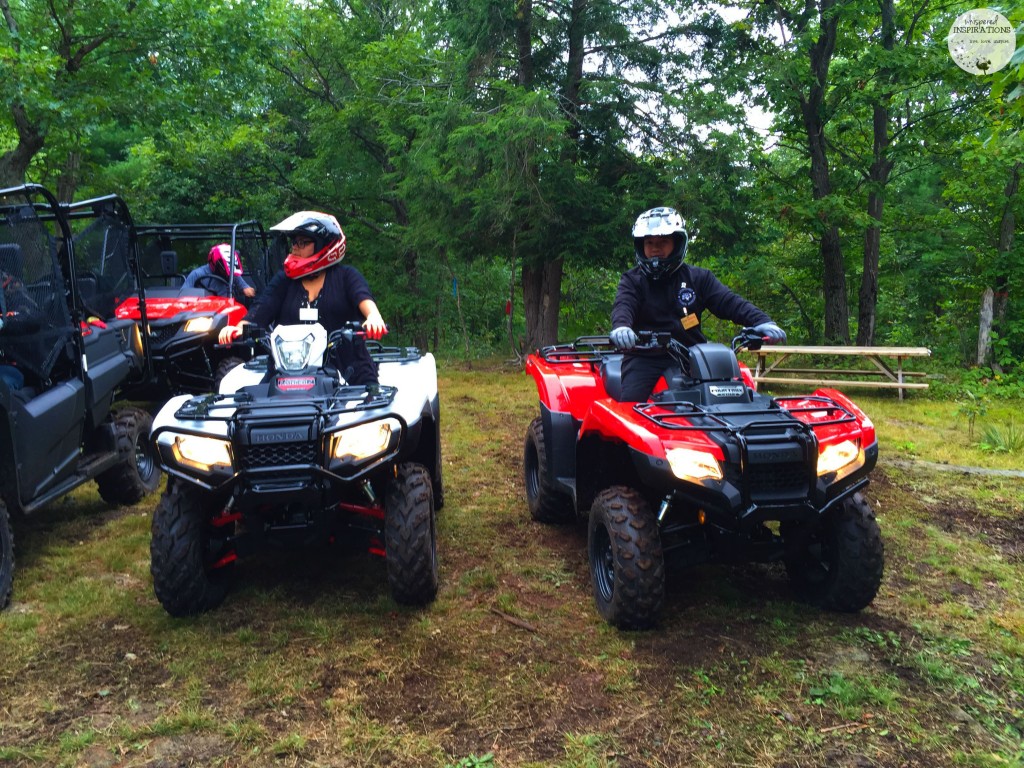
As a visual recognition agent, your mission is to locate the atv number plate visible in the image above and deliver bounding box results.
[277,376,316,391]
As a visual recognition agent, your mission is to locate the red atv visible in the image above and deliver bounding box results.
[524,329,883,629]
[114,222,270,397]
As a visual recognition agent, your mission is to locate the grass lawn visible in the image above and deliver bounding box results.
[1,364,1022,767]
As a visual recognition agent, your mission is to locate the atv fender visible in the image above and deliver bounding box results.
[811,388,877,447]
[536,404,579,505]
[738,362,756,389]
[578,399,723,462]
[525,354,606,422]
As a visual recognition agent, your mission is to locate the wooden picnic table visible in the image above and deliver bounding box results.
[746,345,931,400]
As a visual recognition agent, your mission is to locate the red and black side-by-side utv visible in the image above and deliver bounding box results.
[114,222,271,398]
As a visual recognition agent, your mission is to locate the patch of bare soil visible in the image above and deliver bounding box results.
[929,504,1024,562]
[877,466,1024,563]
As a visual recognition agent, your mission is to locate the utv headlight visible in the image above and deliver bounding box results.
[171,435,233,473]
[666,447,723,482]
[183,316,215,333]
[817,439,861,476]
[329,419,400,465]
[275,332,316,372]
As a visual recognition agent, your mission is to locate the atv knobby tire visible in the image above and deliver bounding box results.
[783,492,884,612]
[385,462,438,606]
[588,486,665,629]
[150,478,233,616]
[0,499,13,610]
[524,416,574,524]
[96,407,161,505]
[214,356,245,391]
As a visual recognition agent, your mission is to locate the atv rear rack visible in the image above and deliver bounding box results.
[174,385,398,422]
[634,395,856,434]
[366,342,423,363]
[538,336,616,364]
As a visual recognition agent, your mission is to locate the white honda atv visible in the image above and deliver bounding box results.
[149,322,442,616]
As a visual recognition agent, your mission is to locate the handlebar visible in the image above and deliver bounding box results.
[215,320,388,350]
[627,327,766,353]
[328,321,370,347]
[732,327,766,352]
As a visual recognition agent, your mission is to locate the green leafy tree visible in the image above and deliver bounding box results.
[0,0,282,196]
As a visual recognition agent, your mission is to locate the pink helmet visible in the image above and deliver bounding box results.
[207,243,243,277]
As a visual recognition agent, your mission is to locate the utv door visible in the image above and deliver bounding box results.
[0,186,84,508]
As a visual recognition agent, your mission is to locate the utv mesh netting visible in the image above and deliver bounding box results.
[0,191,73,383]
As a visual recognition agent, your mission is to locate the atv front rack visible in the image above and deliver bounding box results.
[634,395,856,434]
[174,385,398,422]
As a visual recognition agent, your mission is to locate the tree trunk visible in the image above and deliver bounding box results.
[799,1,849,343]
[521,258,563,352]
[979,160,1020,372]
[977,287,994,366]
[563,0,586,144]
[859,207,881,345]
[820,225,849,343]
[0,105,45,187]
[388,197,429,351]
[57,151,81,202]
[857,0,895,346]
[515,0,533,88]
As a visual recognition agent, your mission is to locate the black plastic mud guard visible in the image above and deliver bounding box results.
[540,402,578,501]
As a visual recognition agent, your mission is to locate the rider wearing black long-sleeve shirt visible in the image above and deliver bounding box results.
[610,207,785,401]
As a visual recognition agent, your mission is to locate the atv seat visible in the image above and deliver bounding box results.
[77,274,98,304]
[160,251,184,288]
[686,343,741,381]
[600,355,625,401]
[0,243,24,279]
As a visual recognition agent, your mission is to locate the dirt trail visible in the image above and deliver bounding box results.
[883,457,1024,478]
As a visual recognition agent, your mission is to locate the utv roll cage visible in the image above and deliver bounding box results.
[134,221,271,294]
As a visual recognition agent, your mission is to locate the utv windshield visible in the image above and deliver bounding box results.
[65,196,141,321]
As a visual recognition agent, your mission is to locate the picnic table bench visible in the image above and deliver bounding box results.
[746,345,931,400]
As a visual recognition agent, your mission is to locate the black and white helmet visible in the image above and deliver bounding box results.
[632,206,688,280]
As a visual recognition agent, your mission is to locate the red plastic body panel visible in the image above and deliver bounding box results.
[525,353,875,463]
[579,398,725,461]
[525,355,606,423]
[116,295,248,326]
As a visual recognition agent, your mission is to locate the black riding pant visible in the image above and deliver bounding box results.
[619,353,673,402]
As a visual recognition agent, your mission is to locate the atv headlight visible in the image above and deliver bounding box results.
[817,439,860,476]
[329,418,400,466]
[275,331,316,372]
[183,316,215,333]
[171,435,234,473]
[666,447,723,482]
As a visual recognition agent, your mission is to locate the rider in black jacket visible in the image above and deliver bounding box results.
[610,207,785,401]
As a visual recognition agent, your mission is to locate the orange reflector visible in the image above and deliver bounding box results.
[698,509,706,525]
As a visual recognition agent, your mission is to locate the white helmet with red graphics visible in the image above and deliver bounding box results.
[632,207,688,280]
[272,211,347,279]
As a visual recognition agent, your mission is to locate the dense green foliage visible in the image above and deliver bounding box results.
[2,0,1021,373]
